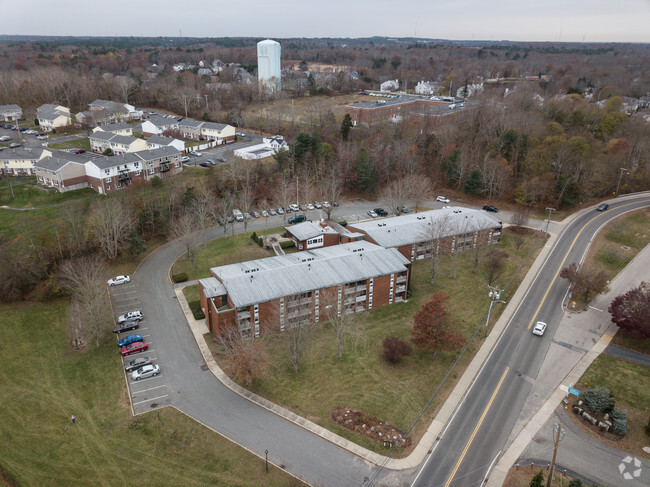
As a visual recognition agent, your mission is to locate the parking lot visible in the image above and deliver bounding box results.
[109,278,170,415]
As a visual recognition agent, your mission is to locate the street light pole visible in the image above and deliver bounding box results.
[264,449,268,473]
[615,167,628,197]
[485,285,506,338]
[544,207,556,238]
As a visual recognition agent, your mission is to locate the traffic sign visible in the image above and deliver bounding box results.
[568,387,580,397]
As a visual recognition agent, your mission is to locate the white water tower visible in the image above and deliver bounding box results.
[257,39,281,94]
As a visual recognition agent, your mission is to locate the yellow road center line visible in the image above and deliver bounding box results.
[444,366,510,487]
[526,202,639,330]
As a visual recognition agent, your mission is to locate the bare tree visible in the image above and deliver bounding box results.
[321,290,357,360]
[284,293,316,374]
[275,172,295,223]
[319,165,344,219]
[406,174,433,213]
[482,249,509,286]
[170,212,201,269]
[215,191,235,237]
[88,198,133,260]
[419,214,452,286]
[215,326,269,385]
[236,163,256,233]
[510,208,530,253]
[381,177,411,216]
[56,255,111,348]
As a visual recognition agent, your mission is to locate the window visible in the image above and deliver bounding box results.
[104,177,111,183]
[105,169,110,175]
[174,162,179,168]
[134,170,141,176]
[148,168,154,175]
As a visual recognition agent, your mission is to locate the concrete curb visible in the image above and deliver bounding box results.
[173,228,560,470]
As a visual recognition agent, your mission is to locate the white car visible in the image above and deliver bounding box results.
[108,275,131,286]
[289,204,300,212]
[306,203,315,210]
[131,364,160,380]
[0,135,11,142]
[192,152,202,157]
[532,321,547,336]
[25,129,38,135]
[436,196,451,203]
[181,156,190,163]
[118,310,143,323]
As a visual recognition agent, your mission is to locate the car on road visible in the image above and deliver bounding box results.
[596,203,609,211]
[483,205,498,213]
[124,356,152,372]
[131,364,160,380]
[74,149,86,154]
[374,208,388,216]
[118,334,144,348]
[437,196,450,203]
[532,321,547,336]
[108,275,131,286]
[118,310,143,323]
[367,210,378,218]
[288,214,306,224]
[236,131,245,137]
[120,340,148,356]
[113,321,139,334]
[215,156,228,162]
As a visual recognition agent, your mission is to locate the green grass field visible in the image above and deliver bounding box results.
[210,229,543,454]
[0,183,96,208]
[0,300,304,487]
[578,354,650,455]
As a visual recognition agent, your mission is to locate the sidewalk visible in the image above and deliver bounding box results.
[174,225,565,470]
[488,242,650,486]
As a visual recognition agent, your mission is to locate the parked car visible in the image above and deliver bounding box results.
[233,209,244,222]
[596,203,609,211]
[25,129,38,135]
[243,212,251,220]
[236,132,245,137]
[215,156,228,162]
[250,211,261,218]
[299,204,308,211]
[124,356,152,372]
[322,201,331,208]
[261,210,269,217]
[8,143,20,148]
[436,196,450,203]
[199,162,211,168]
[118,310,143,323]
[0,135,11,142]
[367,210,378,218]
[120,340,148,356]
[483,205,498,213]
[374,208,388,216]
[313,201,322,209]
[107,275,131,286]
[131,364,160,381]
[36,134,48,140]
[180,156,190,163]
[288,214,306,224]
[118,334,144,348]
[113,321,139,334]
[268,208,277,216]
[399,206,411,214]
[289,204,300,212]
[276,207,284,214]
[74,149,86,154]
[306,203,315,210]
[205,159,215,166]
[532,321,547,336]
[332,201,339,207]
[193,152,202,157]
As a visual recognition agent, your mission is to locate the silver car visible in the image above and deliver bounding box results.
[124,357,152,372]
[131,364,160,380]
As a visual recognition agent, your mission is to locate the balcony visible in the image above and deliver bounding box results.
[355,295,367,303]
[237,310,251,320]
[396,276,407,284]
[160,162,170,173]
[118,170,131,182]
[396,285,407,293]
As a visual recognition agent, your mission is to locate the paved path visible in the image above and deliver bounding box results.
[604,344,650,366]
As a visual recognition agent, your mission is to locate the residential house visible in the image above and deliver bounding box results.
[34,152,92,191]
[146,135,185,152]
[84,147,182,194]
[415,81,439,95]
[92,122,133,136]
[88,99,143,122]
[197,68,213,77]
[200,122,235,143]
[285,220,365,251]
[456,83,484,98]
[233,135,288,160]
[89,132,148,155]
[347,207,502,262]
[638,96,650,109]
[141,116,179,137]
[178,119,203,139]
[1,147,52,176]
[36,104,72,132]
[198,241,411,337]
[380,79,399,92]
[0,104,22,122]
[212,59,226,72]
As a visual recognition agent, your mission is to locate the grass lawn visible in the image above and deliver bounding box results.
[171,227,284,281]
[0,299,305,487]
[183,284,205,319]
[0,184,96,208]
[209,229,543,455]
[504,465,583,487]
[67,137,91,150]
[575,354,650,457]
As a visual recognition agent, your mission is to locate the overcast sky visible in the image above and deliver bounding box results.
[1,0,648,43]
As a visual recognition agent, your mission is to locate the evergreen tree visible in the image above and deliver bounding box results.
[340,113,353,141]
[529,470,544,487]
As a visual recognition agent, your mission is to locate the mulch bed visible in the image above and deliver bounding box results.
[331,406,411,449]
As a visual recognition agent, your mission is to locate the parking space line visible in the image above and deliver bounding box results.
[130,384,166,394]
[132,394,168,406]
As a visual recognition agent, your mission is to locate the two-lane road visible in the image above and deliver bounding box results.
[410,194,650,487]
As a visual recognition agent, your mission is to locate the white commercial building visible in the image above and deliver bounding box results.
[257,39,281,94]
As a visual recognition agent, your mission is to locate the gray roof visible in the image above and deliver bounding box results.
[34,155,87,172]
[211,241,410,307]
[146,116,178,128]
[179,119,203,129]
[88,147,180,170]
[0,104,21,112]
[285,221,339,241]
[199,277,227,298]
[1,147,45,160]
[89,99,128,114]
[201,121,228,131]
[89,132,139,145]
[348,207,502,248]
[37,104,69,121]
[96,122,131,132]
[146,135,178,146]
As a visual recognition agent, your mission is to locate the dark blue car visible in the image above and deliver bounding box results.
[118,334,144,347]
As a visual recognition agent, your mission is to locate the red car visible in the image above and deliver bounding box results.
[75,149,86,154]
[120,340,148,356]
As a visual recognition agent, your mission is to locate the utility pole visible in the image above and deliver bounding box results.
[485,285,506,338]
[546,424,564,487]
[204,94,209,111]
[615,167,628,197]
[544,207,556,238]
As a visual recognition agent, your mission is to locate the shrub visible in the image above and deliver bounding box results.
[382,337,411,363]
[150,176,163,188]
[529,470,544,487]
[173,272,188,283]
[250,231,258,243]
[568,479,584,487]
[582,387,615,415]
[610,407,628,435]
[280,240,295,249]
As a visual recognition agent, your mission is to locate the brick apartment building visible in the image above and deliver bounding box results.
[199,241,411,337]
[284,220,365,251]
[347,207,502,262]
